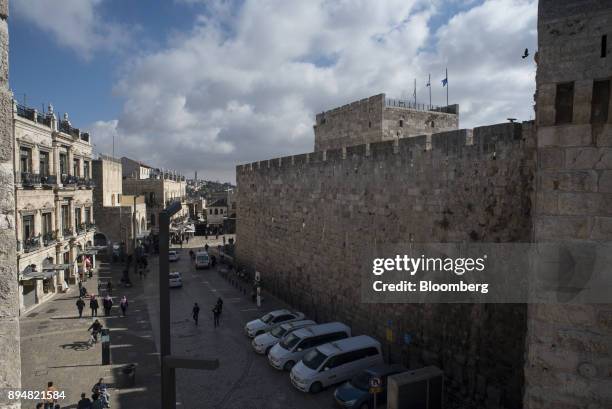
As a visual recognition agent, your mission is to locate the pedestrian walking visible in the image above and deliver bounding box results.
[91,394,104,409]
[77,392,92,409]
[106,281,113,296]
[87,320,103,344]
[91,378,106,394]
[90,295,99,317]
[216,297,223,314]
[212,305,220,328]
[192,302,200,326]
[120,296,128,316]
[102,295,113,316]
[80,285,88,298]
[76,297,85,318]
[44,381,58,409]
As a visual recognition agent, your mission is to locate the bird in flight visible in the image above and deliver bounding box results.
[522,48,529,59]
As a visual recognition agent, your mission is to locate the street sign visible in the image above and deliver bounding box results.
[369,376,382,388]
[369,386,383,394]
[386,328,394,342]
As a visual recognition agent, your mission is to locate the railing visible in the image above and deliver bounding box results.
[63,227,74,237]
[61,174,78,185]
[59,120,81,139]
[20,172,41,187]
[86,222,96,231]
[41,174,57,186]
[16,104,35,121]
[23,235,42,253]
[81,133,90,142]
[384,98,456,113]
[42,232,57,247]
[36,112,51,127]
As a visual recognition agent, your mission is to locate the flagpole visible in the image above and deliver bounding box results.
[446,67,449,107]
[413,78,417,108]
[428,73,432,109]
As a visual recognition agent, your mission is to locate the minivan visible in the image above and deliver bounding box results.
[267,322,351,371]
[195,251,210,269]
[251,319,316,355]
[290,335,383,393]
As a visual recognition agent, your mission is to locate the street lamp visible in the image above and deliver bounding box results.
[159,200,219,408]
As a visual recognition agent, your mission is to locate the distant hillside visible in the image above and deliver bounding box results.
[186,179,235,201]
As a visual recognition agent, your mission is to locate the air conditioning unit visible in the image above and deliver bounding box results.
[387,365,444,409]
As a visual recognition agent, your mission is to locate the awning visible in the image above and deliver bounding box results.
[42,263,72,270]
[78,249,99,255]
[20,270,58,281]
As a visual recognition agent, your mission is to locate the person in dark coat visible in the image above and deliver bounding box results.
[90,295,99,317]
[212,305,220,328]
[76,297,85,318]
[192,303,200,326]
[77,392,92,409]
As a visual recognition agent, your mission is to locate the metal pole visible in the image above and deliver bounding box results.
[428,73,432,109]
[446,67,449,107]
[159,211,175,408]
[133,195,137,278]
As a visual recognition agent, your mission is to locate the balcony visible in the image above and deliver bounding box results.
[41,174,57,187]
[61,174,78,186]
[63,227,74,237]
[77,223,87,235]
[77,178,95,189]
[19,172,41,187]
[42,231,58,247]
[86,222,96,231]
[23,235,42,253]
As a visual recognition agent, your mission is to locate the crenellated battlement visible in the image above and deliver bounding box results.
[238,121,531,175]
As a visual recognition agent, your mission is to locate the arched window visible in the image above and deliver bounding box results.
[399,119,404,127]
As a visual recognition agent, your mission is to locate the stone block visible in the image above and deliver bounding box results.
[535,216,592,240]
[590,217,612,240]
[596,125,612,147]
[558,192,612,215]
[0,0,7,19]
[0,19,7,87]
[565,148,612,170]
[539,148,564,169]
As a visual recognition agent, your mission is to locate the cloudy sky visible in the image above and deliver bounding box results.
[10,0,537,182]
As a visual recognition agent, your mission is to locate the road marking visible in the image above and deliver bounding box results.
[240,308,259,312]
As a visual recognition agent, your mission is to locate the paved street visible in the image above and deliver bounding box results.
[143,236,338,409]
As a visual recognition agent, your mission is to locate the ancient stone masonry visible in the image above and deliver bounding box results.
[0,0,22,407]
[314,93,459,151]
[237,122,536,408]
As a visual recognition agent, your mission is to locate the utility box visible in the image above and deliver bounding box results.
[387,366,444,409]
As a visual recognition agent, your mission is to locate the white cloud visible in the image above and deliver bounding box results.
[90,0,537,182]
[12,0,131,59]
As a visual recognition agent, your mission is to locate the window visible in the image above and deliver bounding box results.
[39,151,50,176]
[602,35,608,58]
[75,208,82,229]
[214,209,219,215]
[150,213,156,226]
[22,215,34,240]
[591,80,610,124]
[368,121,372,128]
[84,207,91,224]
[62,205,70,230]
[20,147,32,173]
[59,153,68,175]
[399,119,404,127]
[41,213,52,237]
[73,158,80,177]
[83,161,90,179]
[431,120,435,128]
[555,82,574,124]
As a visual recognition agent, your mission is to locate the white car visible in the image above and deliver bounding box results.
[169,272,182,288]
[169,251,179,262]
[251,320,316,355]
[244,309,305,338]
[290,335,383,394]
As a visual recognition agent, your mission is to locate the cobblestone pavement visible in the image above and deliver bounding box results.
[144,236,340,409]
[20,257,161,409]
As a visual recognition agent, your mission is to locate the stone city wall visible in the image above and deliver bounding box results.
[236,122,536,408]
[0,0,22,406]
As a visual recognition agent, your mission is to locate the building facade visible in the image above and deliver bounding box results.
[92,155,147,255]
[313,93,459,151]
[13,102,96,313]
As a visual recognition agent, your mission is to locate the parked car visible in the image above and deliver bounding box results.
[290,335,383,394]
[267,322,351,371]
[195,251,210,269]
[251,319,316,355]
[169,250,180,262]
[333,364,406,409]
[244,309,305,338]
[169,272,183,288]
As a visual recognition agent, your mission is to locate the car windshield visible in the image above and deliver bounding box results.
[350,372,371,391]
[302,349,328,370]
[261,313,274,324]
[279,332,300,350]
[269,326,286,338]
[169,273,180,279]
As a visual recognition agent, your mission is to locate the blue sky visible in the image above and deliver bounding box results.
[9,0,535,182]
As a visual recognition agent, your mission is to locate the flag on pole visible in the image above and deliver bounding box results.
[441,76,448,87]
[426,76,431,87]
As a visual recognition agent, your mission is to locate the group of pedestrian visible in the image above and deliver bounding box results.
[76,378,111,408]
[77,294,128,318]
[192,297,223,328]
[35,381,60,409]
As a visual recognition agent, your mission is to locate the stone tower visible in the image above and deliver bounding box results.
[526,0,612,408]
[0,0,22,408]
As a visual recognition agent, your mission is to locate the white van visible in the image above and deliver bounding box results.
[195,251,210,269]
[251,319,316,355]
[267,322,350,371]
[290,335,383,393]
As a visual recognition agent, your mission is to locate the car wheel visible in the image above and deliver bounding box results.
[283,361,295,371]
[309,382,323,394]
[359,403,370,409]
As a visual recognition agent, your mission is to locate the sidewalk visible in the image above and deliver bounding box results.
[19,258,161,408]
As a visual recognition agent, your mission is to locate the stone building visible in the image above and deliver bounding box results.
[121,156,153,180]
[313,93,459,151]
[121,157,188,232]
[524,1,612,408]
[92,155,147,255]
[235,1,612,408]
[13,101,96,313]
[0,0,22,406]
